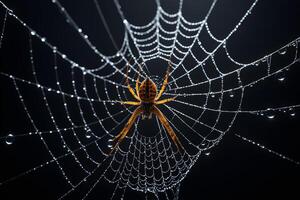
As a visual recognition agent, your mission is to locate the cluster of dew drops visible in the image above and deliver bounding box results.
[257,64,297,120]
[259,107,296,120]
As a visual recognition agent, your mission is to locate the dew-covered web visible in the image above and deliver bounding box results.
[0,0,300,199]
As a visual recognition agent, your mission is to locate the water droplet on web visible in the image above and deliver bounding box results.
[204,152,210,156]
[200,140,209,148]
[85,133,91,139]
[30,31,36,36]
[85,129,91,139]
[278,47,287,55]
[276,71,286,82]
[41,37,46,42]
[229,90,234,98]
[288,108,296,117]
[265,108,275,119]
[210,93,215,98]
[6,134,15,145]
[255,61,259,66]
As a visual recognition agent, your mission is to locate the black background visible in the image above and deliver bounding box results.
[0,0,300,199]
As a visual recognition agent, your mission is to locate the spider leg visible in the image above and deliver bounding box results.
[119,101,141,106]
[126,63,141,101]
[155,97,176,105]
[153,106,183,151]
[109,106,143,155]
[155,61,171,101]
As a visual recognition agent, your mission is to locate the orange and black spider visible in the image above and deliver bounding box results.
[109,62,183,154]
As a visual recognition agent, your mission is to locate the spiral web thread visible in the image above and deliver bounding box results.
[0,0,300,199]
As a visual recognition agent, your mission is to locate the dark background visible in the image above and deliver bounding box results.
[0,0,300,199]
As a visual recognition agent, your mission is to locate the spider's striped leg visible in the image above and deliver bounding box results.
[126,63,140,101]
[155,62,171,101]
[153,106,183,151]
[155,96,176,105]
[119,101,140,106]
[109,106,143,155]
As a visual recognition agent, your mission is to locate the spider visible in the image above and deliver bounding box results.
[109,63,183,154]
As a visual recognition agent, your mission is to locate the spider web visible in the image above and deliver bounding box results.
[0,0,299,199]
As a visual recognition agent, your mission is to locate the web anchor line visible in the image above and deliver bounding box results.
[235,134,300,166]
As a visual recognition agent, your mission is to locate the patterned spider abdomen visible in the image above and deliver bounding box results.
[138,78,157,102]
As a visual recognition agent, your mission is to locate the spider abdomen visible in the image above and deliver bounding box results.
[141,102,154,119]
[139,78,157,102]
